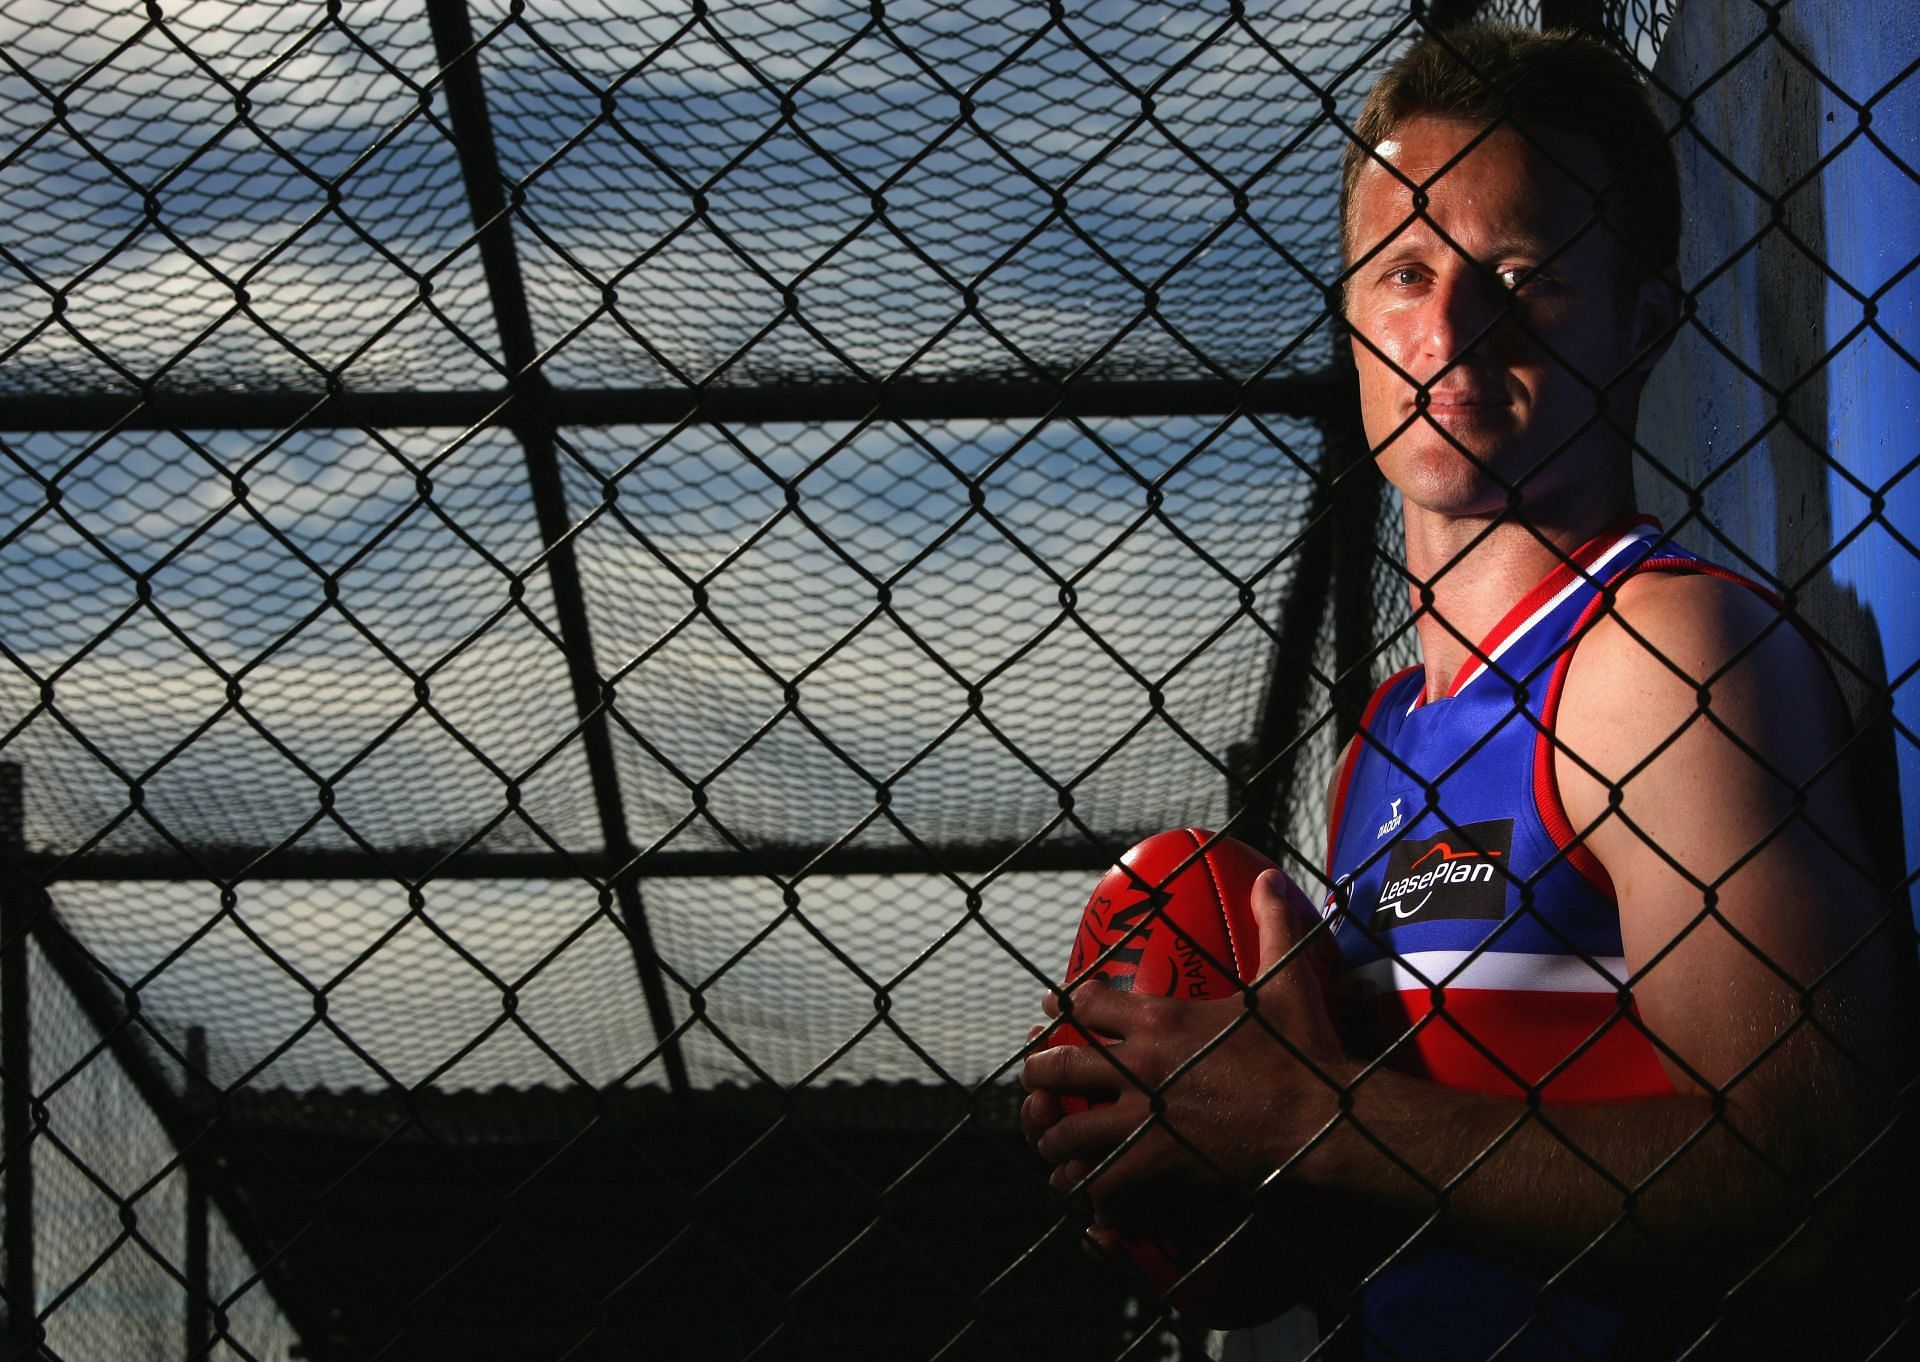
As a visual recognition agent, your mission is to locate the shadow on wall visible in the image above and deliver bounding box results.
[1638,0,1919,908]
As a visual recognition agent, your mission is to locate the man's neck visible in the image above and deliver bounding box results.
[1402,496,1637,703]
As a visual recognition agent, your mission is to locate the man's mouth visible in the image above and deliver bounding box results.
[1412,387,1513,425]
[1417,384,1509,407]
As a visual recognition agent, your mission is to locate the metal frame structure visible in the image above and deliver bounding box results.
[1,0,1390,1074]
[9,3,1647,1357]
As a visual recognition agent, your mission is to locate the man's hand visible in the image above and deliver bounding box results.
[1018,868,1351,1236]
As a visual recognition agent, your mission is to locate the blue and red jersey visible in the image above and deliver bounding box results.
[1320,517,1778,1359]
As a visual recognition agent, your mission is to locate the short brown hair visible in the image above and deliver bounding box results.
[1339,24,1680,287]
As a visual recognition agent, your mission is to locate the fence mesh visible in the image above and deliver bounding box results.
[0,1,1914,1360]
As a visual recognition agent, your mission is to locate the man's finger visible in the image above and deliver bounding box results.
[1251,867,1311,980]
[1082,1223,1120,1264]
[1050,1156,1098,1199]
[1020,1088,1064,1147]
[1021,1034,1145,1095]
[1041,979,1156,1036]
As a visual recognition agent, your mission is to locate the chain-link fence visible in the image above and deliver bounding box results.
[0,1,1913,1359]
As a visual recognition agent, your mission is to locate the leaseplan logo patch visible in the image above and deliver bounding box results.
[1371,818,1513,929]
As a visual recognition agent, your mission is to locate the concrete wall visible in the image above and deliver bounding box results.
[1639,0,1920,910]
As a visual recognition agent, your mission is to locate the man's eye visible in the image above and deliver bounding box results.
[1498,266,1548,292]
[1387,267,1425,287]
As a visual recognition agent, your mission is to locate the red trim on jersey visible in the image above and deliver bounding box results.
[1530,555,1793,900]
[1637,559,1846,695]
[1637,557,1784,602]
[1533,586,1620,897]
[1325,666,1421,878]
[1443,515,1662,699]
[1368,986,1674,1101]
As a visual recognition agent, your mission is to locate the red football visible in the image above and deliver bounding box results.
[1048,827,1317,1326]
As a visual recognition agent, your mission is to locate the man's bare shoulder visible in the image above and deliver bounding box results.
[1559,566,1843,769]
[1556,564,1865,947]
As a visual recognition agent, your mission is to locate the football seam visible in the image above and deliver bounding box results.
[1193,828,1245,982]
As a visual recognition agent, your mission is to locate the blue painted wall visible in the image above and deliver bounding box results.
[1641,0,1919,914]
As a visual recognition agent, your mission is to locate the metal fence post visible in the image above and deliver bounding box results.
[423,0,690,1095]
[185,1026,209,1360]
[0,763,35,1349]
[1325,399,1380,749]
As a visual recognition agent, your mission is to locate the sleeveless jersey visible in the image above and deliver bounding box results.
[1320,517,1775,1360]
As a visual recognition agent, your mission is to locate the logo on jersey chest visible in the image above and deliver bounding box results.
[1370,818,1513,929]
[1375,797,1405,840]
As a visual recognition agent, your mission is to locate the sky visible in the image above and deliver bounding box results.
[0,0,1404,1107]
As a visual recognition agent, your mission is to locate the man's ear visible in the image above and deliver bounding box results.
[1626,265,1683,378]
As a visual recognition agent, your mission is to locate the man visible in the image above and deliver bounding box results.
[1019,24,1910,1361]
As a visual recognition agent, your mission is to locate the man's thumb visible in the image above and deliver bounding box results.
[1250,866,1314,981]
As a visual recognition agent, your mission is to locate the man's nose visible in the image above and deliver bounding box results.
[1419,266,1507,370]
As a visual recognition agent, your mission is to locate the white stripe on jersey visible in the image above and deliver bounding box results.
[1352,949,1630,995]
[1435,524,1662,710]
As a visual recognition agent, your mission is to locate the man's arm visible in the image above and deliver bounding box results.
[1021,572,1908,1303]
[1538,570,1906,1276]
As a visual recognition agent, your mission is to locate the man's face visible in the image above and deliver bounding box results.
[1344,115,1655,524]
